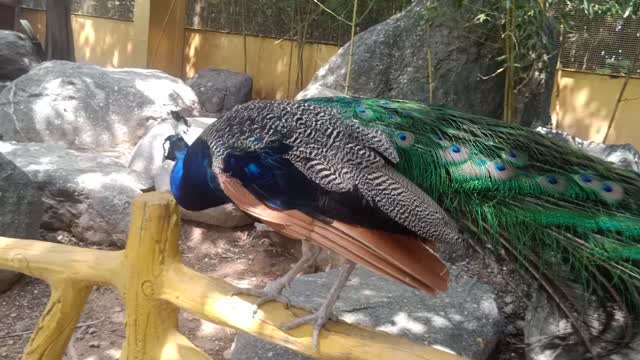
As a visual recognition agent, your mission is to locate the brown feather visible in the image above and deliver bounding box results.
[218,174,449,294]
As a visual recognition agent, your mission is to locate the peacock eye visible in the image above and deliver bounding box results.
[394,131,415,147]
[581,175,592,183]
[354,105,375,119]
[539,174,567,192]
[602,183,613,192]
[495,162,507,172]
[443,143,469,162]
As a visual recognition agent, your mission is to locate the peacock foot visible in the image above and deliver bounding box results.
[233,240,322,315]
[280,260,356,350]
[232,279,291,315]
[280,303,337,350]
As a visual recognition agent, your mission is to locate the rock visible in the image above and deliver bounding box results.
[300,0,504,117]
[231,266,501,360]
[0,141,152,247]
[187,68,252,115]
[0,270,20,293]
[525,292,640,360]
[0,30,42,81]
[0,60,200,151]
[0,152,43,293]
[515,19,558,128]
[294,84,344,100]
[180,204,253,228]
[537,127,640,173]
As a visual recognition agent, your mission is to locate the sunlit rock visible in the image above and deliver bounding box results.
[231,266,500,360]
[0,141,151,247]
[0,60,200,152]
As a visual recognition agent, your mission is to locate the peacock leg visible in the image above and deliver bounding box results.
[281,260,356,350]
[233,240,321,311]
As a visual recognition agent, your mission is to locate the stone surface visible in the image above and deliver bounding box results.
[0,141,152,248]
[0,152,43,293]
[0,30,42,81]
[295,84,344,100]
[231,266,501,360]
[537,127,640,173]
[0,60,200,151]
[187,68,252,115]
[525,292,640,360]
[300,0,504,117]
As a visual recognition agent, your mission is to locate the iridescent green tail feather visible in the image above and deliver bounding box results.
[304,96,640,356]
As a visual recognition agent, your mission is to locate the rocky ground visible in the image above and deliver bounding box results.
[0,222,300,360]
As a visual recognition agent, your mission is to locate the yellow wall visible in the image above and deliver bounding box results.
[19,8,338,99]
[147,0,186,77]
[551,69,640,148]
[184,29,338,99]
[21,8,137,68]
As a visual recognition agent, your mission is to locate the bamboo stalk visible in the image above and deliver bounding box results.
[503,0,515,123]
[241,0,248,74]
[602,51,640,143]
[425,2,434,103]
[344,0,359,95]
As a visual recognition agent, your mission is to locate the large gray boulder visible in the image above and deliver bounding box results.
[231,266,501,360]
[187,68,252,115]
[0,61,200,151]
[0,153,43,293]
[538,127,640,173]
[0,141,152,248]
[298,0,504,117]
[0,30,42,81]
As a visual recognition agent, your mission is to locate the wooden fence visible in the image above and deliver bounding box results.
[0,192,464,360]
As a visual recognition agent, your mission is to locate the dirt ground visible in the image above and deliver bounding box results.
[0,220,527,360]
[0,222,300,360]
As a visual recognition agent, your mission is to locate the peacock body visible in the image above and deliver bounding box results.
[165,96,640,356]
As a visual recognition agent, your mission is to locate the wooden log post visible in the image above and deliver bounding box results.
[120,192,210,360]
[22,281,93,360]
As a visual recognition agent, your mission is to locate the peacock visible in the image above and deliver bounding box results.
[163,96,640,357]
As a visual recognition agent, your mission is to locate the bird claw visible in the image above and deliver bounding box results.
[280,307,335,350]
[231,287,290,316]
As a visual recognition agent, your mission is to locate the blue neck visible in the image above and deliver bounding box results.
[170,138,229,211]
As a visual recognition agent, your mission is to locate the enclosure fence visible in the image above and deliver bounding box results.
[0,192,463,360]
[559,11,640,77]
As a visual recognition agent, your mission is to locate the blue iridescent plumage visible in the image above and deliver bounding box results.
[166,136,228,211]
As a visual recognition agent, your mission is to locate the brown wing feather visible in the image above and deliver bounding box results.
[218,174,449,294]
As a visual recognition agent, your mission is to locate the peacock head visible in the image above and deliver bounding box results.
[162,134,189,161]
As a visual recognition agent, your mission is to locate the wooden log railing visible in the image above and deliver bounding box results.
[0,192,464,360]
